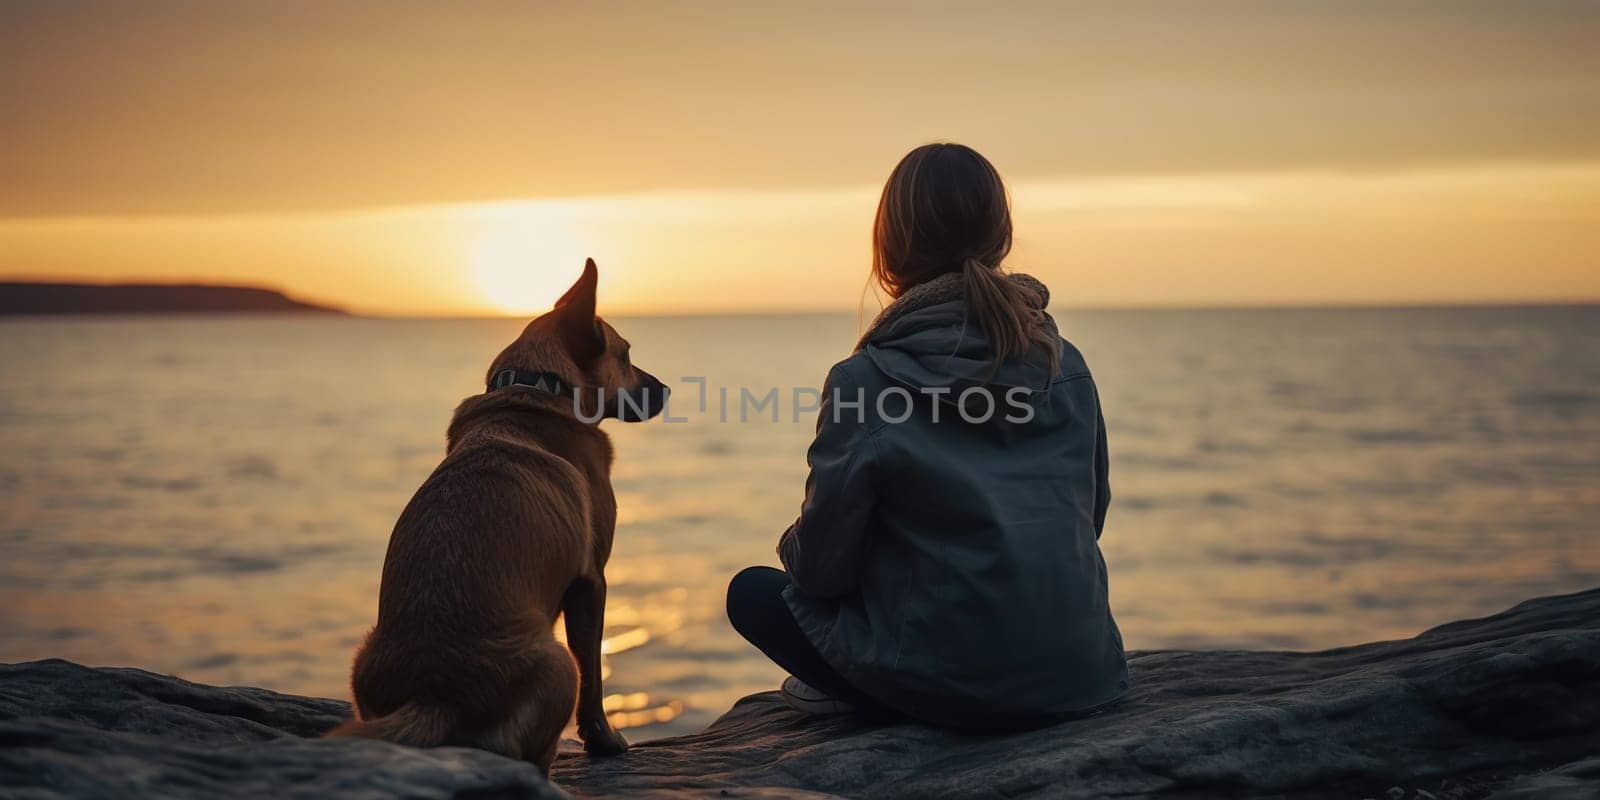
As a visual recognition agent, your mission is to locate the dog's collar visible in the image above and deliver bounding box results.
[489,368,573,396]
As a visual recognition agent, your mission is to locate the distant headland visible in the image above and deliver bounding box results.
[0,282,345,316]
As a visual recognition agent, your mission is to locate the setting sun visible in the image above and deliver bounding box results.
[470,206,593,315]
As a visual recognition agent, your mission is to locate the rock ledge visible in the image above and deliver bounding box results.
[2,588,1596,799]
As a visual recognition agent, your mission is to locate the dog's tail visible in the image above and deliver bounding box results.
[324,702,456,747]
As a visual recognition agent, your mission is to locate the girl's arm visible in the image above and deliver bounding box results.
[777,362,878,598]
[1093,383,1111,539]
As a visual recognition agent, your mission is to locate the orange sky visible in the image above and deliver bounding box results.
[3,2,1598,315]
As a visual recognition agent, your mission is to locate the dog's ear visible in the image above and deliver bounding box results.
[555,258,604,363]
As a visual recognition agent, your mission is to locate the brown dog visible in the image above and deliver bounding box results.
[327,259,667,773]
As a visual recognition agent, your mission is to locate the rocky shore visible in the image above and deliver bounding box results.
[2,587,1595,799]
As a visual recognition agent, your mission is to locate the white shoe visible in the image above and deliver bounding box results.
[781,676,855,715]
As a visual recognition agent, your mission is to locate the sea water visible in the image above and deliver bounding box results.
[2,307,1597,737]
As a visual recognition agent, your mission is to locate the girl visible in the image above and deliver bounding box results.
[726,143,1128,728]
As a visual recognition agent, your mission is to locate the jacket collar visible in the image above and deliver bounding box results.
[855,271,1050,351]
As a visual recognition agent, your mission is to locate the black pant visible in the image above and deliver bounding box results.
[725,566,890,714]
[727,566,1121,730]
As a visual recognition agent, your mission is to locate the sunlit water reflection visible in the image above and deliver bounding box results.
[2,308,1597,738]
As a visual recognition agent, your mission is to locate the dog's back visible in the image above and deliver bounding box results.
[331,430,588,768]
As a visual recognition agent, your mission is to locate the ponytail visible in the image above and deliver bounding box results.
[960,258,1061,378]
[872,143,1058,377]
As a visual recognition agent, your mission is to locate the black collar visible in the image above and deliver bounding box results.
[489,368,572,396]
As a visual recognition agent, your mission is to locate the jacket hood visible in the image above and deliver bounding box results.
[856,272,1061,399]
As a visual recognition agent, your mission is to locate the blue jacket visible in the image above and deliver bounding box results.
[778,274,1128,726]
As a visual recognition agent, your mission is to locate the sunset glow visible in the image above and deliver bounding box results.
[3,3,1597,313]
[1,165,1595,317]
[469,206,595,314]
